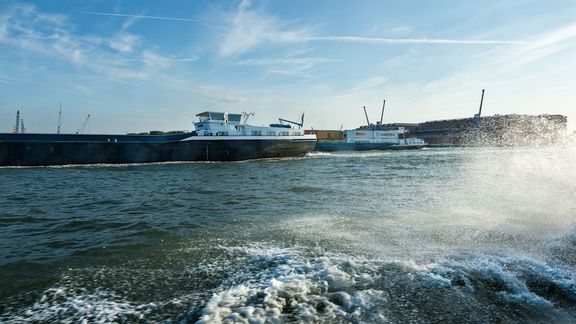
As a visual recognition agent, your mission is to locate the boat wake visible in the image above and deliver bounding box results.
[3,242,575,323]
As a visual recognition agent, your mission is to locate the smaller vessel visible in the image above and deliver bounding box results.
[309,101,427,151]
[312,127,427,151]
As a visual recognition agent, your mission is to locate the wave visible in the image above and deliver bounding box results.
[196,247,576,323]
[3,244,574,323]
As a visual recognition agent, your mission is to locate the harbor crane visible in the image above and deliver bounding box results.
[474,89,485,118]
[76,114,91,134]
[363,99,387,128]
[14,110,20,133]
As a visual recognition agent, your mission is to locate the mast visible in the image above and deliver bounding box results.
[15,110,20,133]
[363,106,370,126]
[380,99,386,125]
[57,103,62,134]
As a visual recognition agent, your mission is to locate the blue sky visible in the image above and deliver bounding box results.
[1,0,575,133]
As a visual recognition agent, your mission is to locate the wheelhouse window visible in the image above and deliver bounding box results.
[266,131,276,136]
[227,114,242,123]
[210,113,225,121]
[279,131,289,136]
[196,112,225,122]
[251,131,262,136]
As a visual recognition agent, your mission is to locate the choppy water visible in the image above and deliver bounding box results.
[1,146,575,323]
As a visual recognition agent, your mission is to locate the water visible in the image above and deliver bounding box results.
[1,147,575,323]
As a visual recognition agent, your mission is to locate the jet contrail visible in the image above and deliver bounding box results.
[83,11,200,22]
[307,36,525,45]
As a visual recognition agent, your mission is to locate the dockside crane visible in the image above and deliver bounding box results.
[474,89,485,118]
[14,110,20,133]
[363,106,370,126]
[380,99,386,125]
[76,114,91,134]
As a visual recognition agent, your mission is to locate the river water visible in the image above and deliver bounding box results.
[0,146,575,323]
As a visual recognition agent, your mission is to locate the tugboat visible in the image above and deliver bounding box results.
[0,111,316,166]
[308,101,427,151]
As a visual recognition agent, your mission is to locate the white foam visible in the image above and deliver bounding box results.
[4,246,574,322]
[5,287,157,323]
[197,247,389,323]
[197,246,576,322]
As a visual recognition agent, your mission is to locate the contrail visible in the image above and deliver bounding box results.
[83,11,200,22]
[307,36,525,45]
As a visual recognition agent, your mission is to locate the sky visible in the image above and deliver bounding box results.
[1,0,575,134]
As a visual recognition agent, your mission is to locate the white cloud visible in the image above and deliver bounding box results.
[217,95,248,104]
[108,32,141,53]
[380,48,419,69]
[237,57,336,69]
[0,3,191,83]
[264,70,309,77]
[215,1,523,59]
[218,0,311,57]
[0,77,19,85]
[390,25,414,34]
[498,22,576,66]
[0,4,86,65]
[196,85,248,104]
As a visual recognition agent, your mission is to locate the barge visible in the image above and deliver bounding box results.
[0,111,317,166]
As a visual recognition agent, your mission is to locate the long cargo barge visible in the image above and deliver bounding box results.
[0,111,317,166]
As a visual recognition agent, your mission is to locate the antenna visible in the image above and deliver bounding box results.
[380,99,386,125]
[15,110,20,133]
[57,103,62,134]
[475,89,485,118]
[363,106,370,126]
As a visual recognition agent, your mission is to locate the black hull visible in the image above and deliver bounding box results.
[0,138,316,166]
